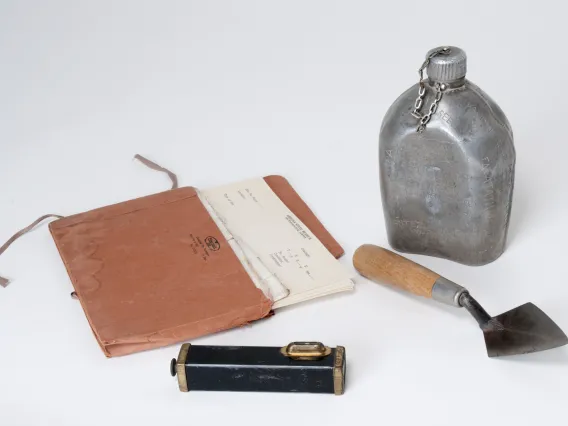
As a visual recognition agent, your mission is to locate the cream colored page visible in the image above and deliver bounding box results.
[196,190,289,302]
[200,178,354,308]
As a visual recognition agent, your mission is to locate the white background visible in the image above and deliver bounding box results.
[1,1,567,425]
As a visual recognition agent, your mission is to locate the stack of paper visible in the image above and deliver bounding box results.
[198,178,354,309]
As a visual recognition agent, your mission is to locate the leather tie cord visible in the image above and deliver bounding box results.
[0,154,179,287]
[0,214,64,287]
[134,154,178,189]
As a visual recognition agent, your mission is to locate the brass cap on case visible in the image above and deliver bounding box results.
[170,343,191,392]
[333,346,346,396]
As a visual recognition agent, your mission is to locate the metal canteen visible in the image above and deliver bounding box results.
[379,46,515,266]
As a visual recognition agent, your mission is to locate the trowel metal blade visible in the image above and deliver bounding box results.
[483,303,568,357]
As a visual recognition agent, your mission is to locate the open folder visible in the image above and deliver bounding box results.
[49,175,353,357]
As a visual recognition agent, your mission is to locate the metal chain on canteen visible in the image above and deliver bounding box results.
[411,46,451,132]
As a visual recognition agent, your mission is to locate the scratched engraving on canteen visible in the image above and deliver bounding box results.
[393,219,431,237]
[464,104,494,138]
[481,157,496,218]
[437,109,453,126]
[393,217,471,243]
[383,149,396,179]
[503,164,515,222]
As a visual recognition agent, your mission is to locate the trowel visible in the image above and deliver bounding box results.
[353,244,568,357]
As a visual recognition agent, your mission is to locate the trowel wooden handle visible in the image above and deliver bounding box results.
[353,244,441,298]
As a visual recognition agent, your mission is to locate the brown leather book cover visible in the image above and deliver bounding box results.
[49,176,343,357]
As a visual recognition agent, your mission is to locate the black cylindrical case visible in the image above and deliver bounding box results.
[170,342,346,395]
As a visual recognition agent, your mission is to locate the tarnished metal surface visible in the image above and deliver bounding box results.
[458,293,568,357]
[431,276,467,307]
[280,341,331,359]
[333,346,346,396]
[379,47,516,266]
[173,343,190,392]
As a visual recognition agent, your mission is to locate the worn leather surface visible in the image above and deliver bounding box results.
[49,176,343,357]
